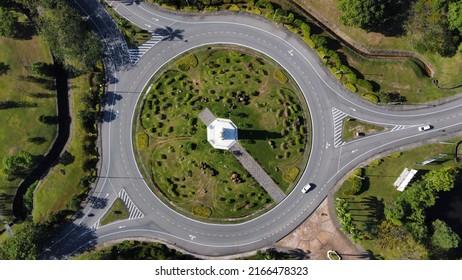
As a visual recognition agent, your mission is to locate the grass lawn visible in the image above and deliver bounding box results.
[100,198,129,226]
[32,73,95,223]
[342,117,386,141]
[335,137,462,259]
[0,12,57,227]
[343,49,459,103]
[295,0,462,101]
[135,46,310,221]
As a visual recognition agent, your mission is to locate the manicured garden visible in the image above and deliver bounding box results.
[0,10,57,228]
[135,46,310,221]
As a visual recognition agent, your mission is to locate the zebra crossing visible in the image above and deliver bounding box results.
[391,125,410,132]
[128,34,164,64]
[118,189,144,220]
[332,108,347,148]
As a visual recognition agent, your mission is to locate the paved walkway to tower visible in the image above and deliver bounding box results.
[198,108,286,203]
[228,143,285,203]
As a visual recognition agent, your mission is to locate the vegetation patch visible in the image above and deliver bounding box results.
[273,69,288,84]
[0,10,57,227]
[100,198,129,226]
[342,118,386,141]
[192,204,212,218]
[335,137,462,259]
[136,131,149,150]
[73,240,196,260]
[135,46,310,221]
[283,166,300,183]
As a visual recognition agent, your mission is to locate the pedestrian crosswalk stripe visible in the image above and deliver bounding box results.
[118,189,144,220]
[128,33,164,64]
[332,108,347,148]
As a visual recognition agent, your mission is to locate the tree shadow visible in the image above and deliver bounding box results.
[28,136,47,145]
[0,101,38,110]
[28,92,56,99]
[40,223,98,260]
[38,115,58,125]
[103,91,123,106]
[18,76,56,90]
[153,26,184,41]
[0,62,10,76]
[238,129,283,140]
[13,21,36,40]
[99,109,118,122]
[59,151,75,166]
[88,196,108,209]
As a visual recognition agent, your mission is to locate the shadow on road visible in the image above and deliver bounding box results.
[41,223,98,260]
[154,26,184,41]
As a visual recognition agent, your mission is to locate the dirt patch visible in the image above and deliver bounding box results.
[276,198,369,260]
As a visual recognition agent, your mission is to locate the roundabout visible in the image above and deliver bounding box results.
[45,0,462,258]
[134,46,310,222]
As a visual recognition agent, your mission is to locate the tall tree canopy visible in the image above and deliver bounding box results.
[12,0,101,71]
[405,0,459,56]
[0,220,48,260]
[0,7,17,37]
[431,219,461,250]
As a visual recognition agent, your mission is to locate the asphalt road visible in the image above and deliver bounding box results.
[42,0,462,258]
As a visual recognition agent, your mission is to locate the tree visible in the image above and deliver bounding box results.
[0,220,48,260]
[423,167,457,192]
[431,219,460,250]
[405,0,458,56]
[0,7,17,37]
[337,0,390,31]
[448,1,462,34]
[377,220,428,259]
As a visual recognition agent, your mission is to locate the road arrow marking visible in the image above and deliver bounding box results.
[145,24,151,28]
[118,226,126,229]
[189,234,196,240]
[326,142,330,149]
[349,107,356,112]
[352,149,358,153]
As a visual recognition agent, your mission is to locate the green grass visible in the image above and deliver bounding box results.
[296,0,462,102]
[343,49,458,104]
[0,12,57,227]
[335,136,462,259]
[342,118,386,141]
[100,198,129,226]
[135,46,310,221]
[32,73,95,223]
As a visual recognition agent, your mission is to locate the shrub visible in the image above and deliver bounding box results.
[344,82,357,92]
[283,166,300,182]
[388,152,402,159]
[192,204,212,218]
[136,132,149,150]
[356,79,374,91]
[228,4,240,12]
[273,69,288,84]
[363,93,379,103]
[368,159,383,168]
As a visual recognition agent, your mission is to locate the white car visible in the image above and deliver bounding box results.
[301,183,314,193]
[418,125,432,131]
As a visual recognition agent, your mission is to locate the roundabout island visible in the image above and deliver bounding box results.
[134,46,310,222]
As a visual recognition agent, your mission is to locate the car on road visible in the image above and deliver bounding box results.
[418,125,432,131]
[301,183,315,193]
